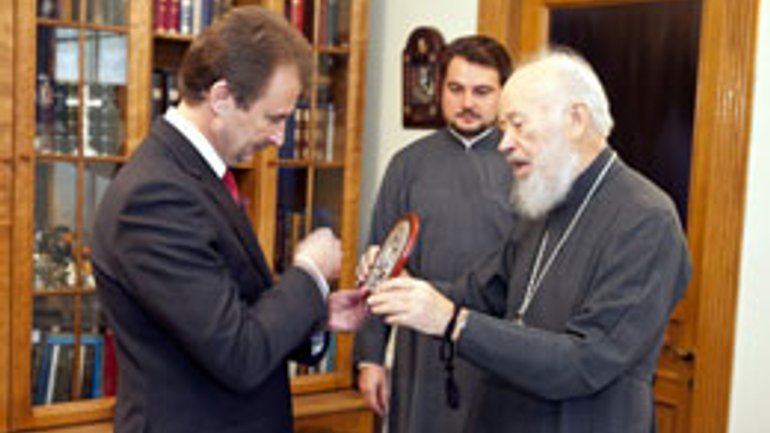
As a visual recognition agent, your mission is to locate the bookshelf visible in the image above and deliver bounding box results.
[3,0,371,431]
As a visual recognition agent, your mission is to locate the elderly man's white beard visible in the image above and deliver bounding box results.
[511,136,579,220]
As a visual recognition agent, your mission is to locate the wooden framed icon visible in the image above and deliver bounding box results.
[402,27,445,128]
[361,213,421,290]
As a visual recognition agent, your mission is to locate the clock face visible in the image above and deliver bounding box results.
[364,214,419,290]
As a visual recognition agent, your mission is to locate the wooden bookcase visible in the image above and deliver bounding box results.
[1,0,372,432]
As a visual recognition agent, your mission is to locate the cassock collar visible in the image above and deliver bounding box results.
[556,147,615,213]
[447,126,496,150]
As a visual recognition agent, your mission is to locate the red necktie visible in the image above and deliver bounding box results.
[222,169,240,204]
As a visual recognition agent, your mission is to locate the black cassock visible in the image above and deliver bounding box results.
[453,148,691,433]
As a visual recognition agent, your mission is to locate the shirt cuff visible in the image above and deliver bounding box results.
[357,361,384,370]
[293,255,330,299]
[310,332,326,356]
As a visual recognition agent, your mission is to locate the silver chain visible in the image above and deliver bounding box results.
[515,152,617,326]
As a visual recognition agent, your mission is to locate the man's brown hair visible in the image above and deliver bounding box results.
[178,6,312,109]
[439,35,512,86]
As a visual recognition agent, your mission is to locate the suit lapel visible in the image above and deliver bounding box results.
[151,119,275,286]
[199,174,275,285]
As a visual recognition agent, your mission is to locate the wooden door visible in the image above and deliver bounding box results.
[478,1,760,433]
[545,4,700,433]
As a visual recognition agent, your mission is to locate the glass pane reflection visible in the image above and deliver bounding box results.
[34,162,78,292]
[36,26,80,155]
[82,163,118,287]
[37,0,81,21]
[84,30,127,85]
[87,0,127,26]
[84,84,125,156]
[312,168,342,233]
[83,31,127,156]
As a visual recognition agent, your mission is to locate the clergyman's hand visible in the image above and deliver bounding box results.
[357,363,389,416]
[367,276,454,336]
[355,245,380,287]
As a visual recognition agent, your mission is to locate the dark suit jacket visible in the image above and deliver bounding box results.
[93,119,327,433]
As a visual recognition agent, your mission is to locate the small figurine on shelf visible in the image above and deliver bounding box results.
[37,0,57,19]
[80,245,96,289]
[34,225,76,290]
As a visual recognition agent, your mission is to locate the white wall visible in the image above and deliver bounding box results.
[358,0,479,248]
[728,1,770,432]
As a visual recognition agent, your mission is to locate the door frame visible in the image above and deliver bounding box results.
[477,1,760,432]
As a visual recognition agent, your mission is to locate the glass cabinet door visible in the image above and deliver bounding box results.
[31,0,128,408]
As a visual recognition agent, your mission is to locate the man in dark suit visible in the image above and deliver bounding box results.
[92,6,367,433]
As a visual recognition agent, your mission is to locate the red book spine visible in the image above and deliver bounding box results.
[169,0,181,34]
[290,0,304,33]
[161,0,172,33]
[153,0,161,32]
[103,329,118,396]
[318,0,328,45]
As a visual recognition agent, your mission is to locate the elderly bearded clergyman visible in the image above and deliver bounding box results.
[367,48,691,433]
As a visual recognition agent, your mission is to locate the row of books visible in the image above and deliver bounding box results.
[35,74,123,156]
[274,207,307,273]
[38,0,125,25]
[151,68,181,120]
[285,0,350,46]
[279,100,340,162]
[31,330,117,405]
[152,70,344,161]
[153,0,233,36]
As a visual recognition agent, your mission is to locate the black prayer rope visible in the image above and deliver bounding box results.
[440,302,462,410]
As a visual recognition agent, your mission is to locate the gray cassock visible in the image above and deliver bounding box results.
[451,148,691,433]
[354,127,516,433]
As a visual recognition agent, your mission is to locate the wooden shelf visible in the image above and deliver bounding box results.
[15,391,372,433]
[317,45,350,55]
[293,390,369,418]
[314,161,345,170]
[153,32,195,43]
[33,287,97,297]
[35,154,129,164]
[270,159,346,169]
[36,19,128,33]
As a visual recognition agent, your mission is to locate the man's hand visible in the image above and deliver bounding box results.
[327,288,370,332]
[357,363,389,416]
[294,228,341,280]
[367,276,454,336]
[355,245,380,288]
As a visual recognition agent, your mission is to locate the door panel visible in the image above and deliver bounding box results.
[547,5,700,432]
[548,0,701,433]
[498,2,702,433]
[549,1,700,227]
